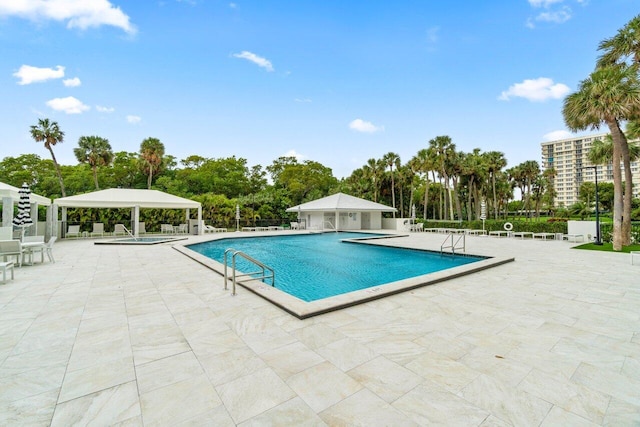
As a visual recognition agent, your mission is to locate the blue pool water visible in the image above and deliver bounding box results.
[188,232,483,302]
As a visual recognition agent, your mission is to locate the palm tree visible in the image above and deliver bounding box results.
[30,118,66,197]
[595,15,640,247]
[429,136,456,220]
[412,148,434,219]
[364,158,384,202]
[74,136,114,190]
[597,14,640,67]
[139,137,165,189]
[382,152,400,218]
[484,151,507,219]
[563,64,640,250]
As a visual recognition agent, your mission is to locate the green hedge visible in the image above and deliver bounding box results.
[421,219,568,234]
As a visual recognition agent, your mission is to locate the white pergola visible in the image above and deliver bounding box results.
[286,192,395,231]
[53,188,202,237]
[0,181,53,238]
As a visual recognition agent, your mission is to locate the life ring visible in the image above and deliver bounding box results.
[503,222,513,231]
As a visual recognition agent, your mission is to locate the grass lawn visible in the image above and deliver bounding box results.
[573,242,640,253]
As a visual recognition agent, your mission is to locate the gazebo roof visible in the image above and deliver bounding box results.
[53,188,200,209]
[286,192,395,212]
[0,182,51,206]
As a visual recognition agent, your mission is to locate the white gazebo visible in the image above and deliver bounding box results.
[286,193,395,231]
[53,188,202,237]
[0,181,53,239]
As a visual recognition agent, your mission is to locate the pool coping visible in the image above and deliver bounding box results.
[95,236,189,245]
[173,232,515,319]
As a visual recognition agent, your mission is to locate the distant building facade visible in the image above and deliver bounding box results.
[541,132,640,207]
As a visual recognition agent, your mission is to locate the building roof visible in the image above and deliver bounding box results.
[0,182,52,206]
[54,188,200,209]
[286,192,396,212]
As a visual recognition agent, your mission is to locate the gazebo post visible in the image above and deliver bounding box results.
[197,206,202,235]
[133,206,140,237]
[2,197,11,227]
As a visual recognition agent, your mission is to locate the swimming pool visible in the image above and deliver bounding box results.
[188,232,483,302]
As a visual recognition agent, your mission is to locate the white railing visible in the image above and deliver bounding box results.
[223,248,275,295]
[441,233,465,254]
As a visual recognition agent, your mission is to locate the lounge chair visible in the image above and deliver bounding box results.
[291,222,299,230]
[138,222,147,235]
[161,224,173,234]
[66,225,81,239]
[113,224,127,237]
[203,225,217,233]
[0,240,25,267]
[177,223,188,234]
[26,236,57,262]
[91,223,104,238]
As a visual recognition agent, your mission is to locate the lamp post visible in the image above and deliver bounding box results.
[583,166,602,245]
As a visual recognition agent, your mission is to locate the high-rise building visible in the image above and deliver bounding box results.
[541,132,640,207]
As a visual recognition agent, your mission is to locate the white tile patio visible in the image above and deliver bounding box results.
[0,232,638,426]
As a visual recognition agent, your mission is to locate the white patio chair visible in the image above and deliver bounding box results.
[44,237,56,263]
[91,223,104,238]
[203,224,216,233]
[290,222,299,230]
[113,224,127,237]
[177,223,188,234]
[0,240,25,267]
[66,225,81,239]
[161,224,173,234]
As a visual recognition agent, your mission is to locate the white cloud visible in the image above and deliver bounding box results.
[63,77,81,87]
[426,26,439,50]
[46,96,89,114]
[528,0,564,7]
[13,65,65,85]
[0,0,136,34]
[535,8,571,24]
[294,98,312,103]
[229,3,237,8]
[126,115,141,124]
[349,119,384,133]
[498,77,570,102]
[96,105,114,113]
[283,149,306,161]
[543,130,573,141]
[232,51,274,72]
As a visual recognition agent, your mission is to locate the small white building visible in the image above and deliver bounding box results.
[286,193,396,231]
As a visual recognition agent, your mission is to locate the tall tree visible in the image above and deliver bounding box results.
[484,151,507,219]
[382,152,400,218]
[595,15,640,247]
[429,136,456,220]
[30,118,66,197]
[563,65,640,250]
[74,136,113,190]
[139,137,165,189]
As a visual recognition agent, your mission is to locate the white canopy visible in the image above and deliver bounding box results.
[54,188,202,237]
[286,192,395,213]
[0,181,52,206]
[54,188,200,209]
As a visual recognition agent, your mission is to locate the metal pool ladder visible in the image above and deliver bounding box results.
[441,233,465,254]
[223,248,275,296]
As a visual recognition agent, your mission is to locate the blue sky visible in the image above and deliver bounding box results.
[1,0,637,179]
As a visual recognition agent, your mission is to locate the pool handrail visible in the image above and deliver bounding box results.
[441,233,465,254]
[223,248,275,295]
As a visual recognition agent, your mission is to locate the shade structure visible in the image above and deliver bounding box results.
[12,183,34,239]
[286,192,396,213]
[0,181,51,206]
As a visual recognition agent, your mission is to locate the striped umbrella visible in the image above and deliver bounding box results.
[12,182,34,240]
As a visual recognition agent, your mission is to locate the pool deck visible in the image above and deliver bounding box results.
[1,231,638,425]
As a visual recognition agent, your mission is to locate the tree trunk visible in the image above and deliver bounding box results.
[423,177,429,220]
[92,166,100,190]
[617,125,633,246]
[607,119,624,251]
[147,165,154,190]
[492,174,498,219]
[47,146,66,197]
